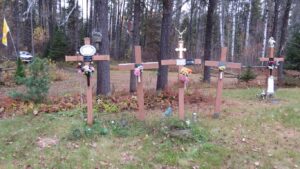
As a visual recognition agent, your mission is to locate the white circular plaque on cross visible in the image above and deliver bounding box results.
[80,45,96,56]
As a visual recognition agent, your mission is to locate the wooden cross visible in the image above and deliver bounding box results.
[205,47,241,118]
[65,37,110,125]
[118,46,158,120]
[161,40,201,120]
[259,40,284,96]
[175,40,187,59]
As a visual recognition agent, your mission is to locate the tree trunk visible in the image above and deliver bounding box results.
[203,0,217,83]
[195,4,202,59]
[188,0,195,57]
[277,0,293,84]
[271,0,280,39]
[156,0,173,90]
[95,0,111,95]
[129,0,142,93]
[174,0,182,26]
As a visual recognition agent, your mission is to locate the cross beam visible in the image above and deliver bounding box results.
[118,46,158,120]
[204,47,241,118]
[65,37,110,125]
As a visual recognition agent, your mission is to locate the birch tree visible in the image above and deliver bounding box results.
[245,0,252,48]
[230,1,237,61]
[219,0,224,48]
[261,0,269,58]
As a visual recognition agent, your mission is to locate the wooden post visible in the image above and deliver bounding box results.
[205,47,241,118]
[65,37,110,125]
[118,46,158,120]
[161,39,201,120]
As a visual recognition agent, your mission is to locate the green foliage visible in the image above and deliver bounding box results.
[239,66,257,82]
[286,30,300,70]
[48,28,68,60]
[9,58,50,103]
[158,118,210,143]
[14,57,25,84]
[275,106,300,129]
[96,97,120,113]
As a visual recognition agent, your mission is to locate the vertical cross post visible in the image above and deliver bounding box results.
[118,46,159,120]
[65,37,110,125]
[161,40,201,120]
[205,47,241,118]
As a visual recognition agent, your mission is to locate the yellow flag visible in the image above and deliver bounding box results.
[2,18,10,46]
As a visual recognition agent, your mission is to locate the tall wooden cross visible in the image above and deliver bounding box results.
[65,37,110,125]
[118,46,158,120]
[259,37,284,96]
[161,39,201,120]
[205,47,241,118]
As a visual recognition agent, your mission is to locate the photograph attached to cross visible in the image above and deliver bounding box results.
[118,46,158,120]
[65,37,110,125]
[205,47,241,118]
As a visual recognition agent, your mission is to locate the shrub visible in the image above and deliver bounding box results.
[239,66,257,82]
[9,57,50,103]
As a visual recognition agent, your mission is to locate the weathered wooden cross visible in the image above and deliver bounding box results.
[161,39,201,120]
[65,37,110,125]
[205,47,241,118]
[259,37,284,96]
[118,46,158,120]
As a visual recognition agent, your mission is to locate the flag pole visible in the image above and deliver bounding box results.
[8,31,18,59]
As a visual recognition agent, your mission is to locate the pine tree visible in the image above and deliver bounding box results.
[48,28,68,60]
[10,58,50,103]
[286,30,300,70]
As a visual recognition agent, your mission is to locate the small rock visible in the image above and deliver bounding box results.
[242,138,246,142]
[254,161,260,166]
[295,164,298,168]
[33,109,39,116]
[90,143,97,148]
[0,107,4,113]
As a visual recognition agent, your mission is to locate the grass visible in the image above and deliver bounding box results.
[1,87,300,168]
